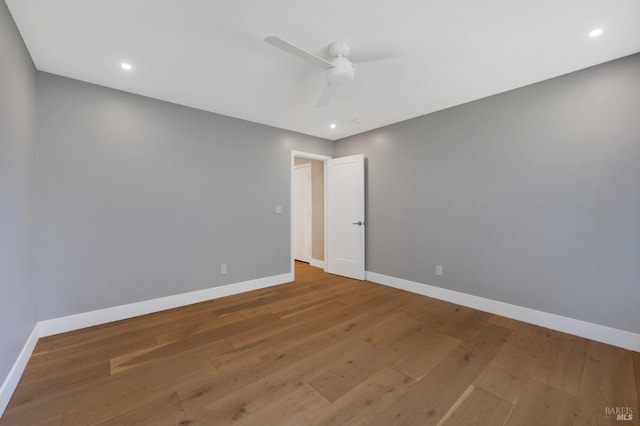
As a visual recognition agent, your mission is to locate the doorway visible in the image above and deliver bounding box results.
[292,152,328,271]
[291,151,366,281]
[291,152,330,276]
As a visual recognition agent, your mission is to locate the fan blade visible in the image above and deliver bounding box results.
[354,56,398,66]
[315,85,334,108]
[350,46,398,65]
[264,36,334,69]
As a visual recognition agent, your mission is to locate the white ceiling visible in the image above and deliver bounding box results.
[7,0,640,141]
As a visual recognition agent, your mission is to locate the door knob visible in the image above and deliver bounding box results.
[352,221,365,226]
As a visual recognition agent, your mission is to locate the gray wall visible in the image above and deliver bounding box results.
[336,53,640,334]
[0,0,38,383]
[294,157,325,261]
[36,73,333,320]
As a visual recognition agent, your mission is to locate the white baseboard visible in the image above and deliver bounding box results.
[0,324,40,415]
[1,272,293,417]
[366,271,640,352]
[39,272,293,337]
[309,259,325,269]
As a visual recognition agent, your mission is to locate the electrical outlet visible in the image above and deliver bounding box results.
[436,265,443,276]
[220,264,227,274]
[275,204,284,215]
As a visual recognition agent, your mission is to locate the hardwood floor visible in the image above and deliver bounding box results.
[2,262,638,425]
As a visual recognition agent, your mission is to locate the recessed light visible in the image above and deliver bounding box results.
[589,28,603,38]
[121,62,133,71]
[329,123,336,129]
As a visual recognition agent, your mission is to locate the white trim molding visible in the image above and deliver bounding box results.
[366,271,640,352]
[309,258,325,269]
[39,272,293,337]
[0,272,292,416]
[0,324,40,415]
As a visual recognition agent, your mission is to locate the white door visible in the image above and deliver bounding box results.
[294,163,312,262]
[327,154,365,280]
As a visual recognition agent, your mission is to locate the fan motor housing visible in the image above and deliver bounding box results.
[328,57,354,85]
[328,41,351,58]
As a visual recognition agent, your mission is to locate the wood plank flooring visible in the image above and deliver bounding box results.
[2,262,638,425]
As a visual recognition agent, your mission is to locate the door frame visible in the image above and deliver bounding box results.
[291,151,331,279]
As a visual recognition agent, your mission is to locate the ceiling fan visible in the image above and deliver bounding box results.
[264,36,384,108]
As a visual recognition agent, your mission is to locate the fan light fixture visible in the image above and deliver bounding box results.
[264,36,394,108]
